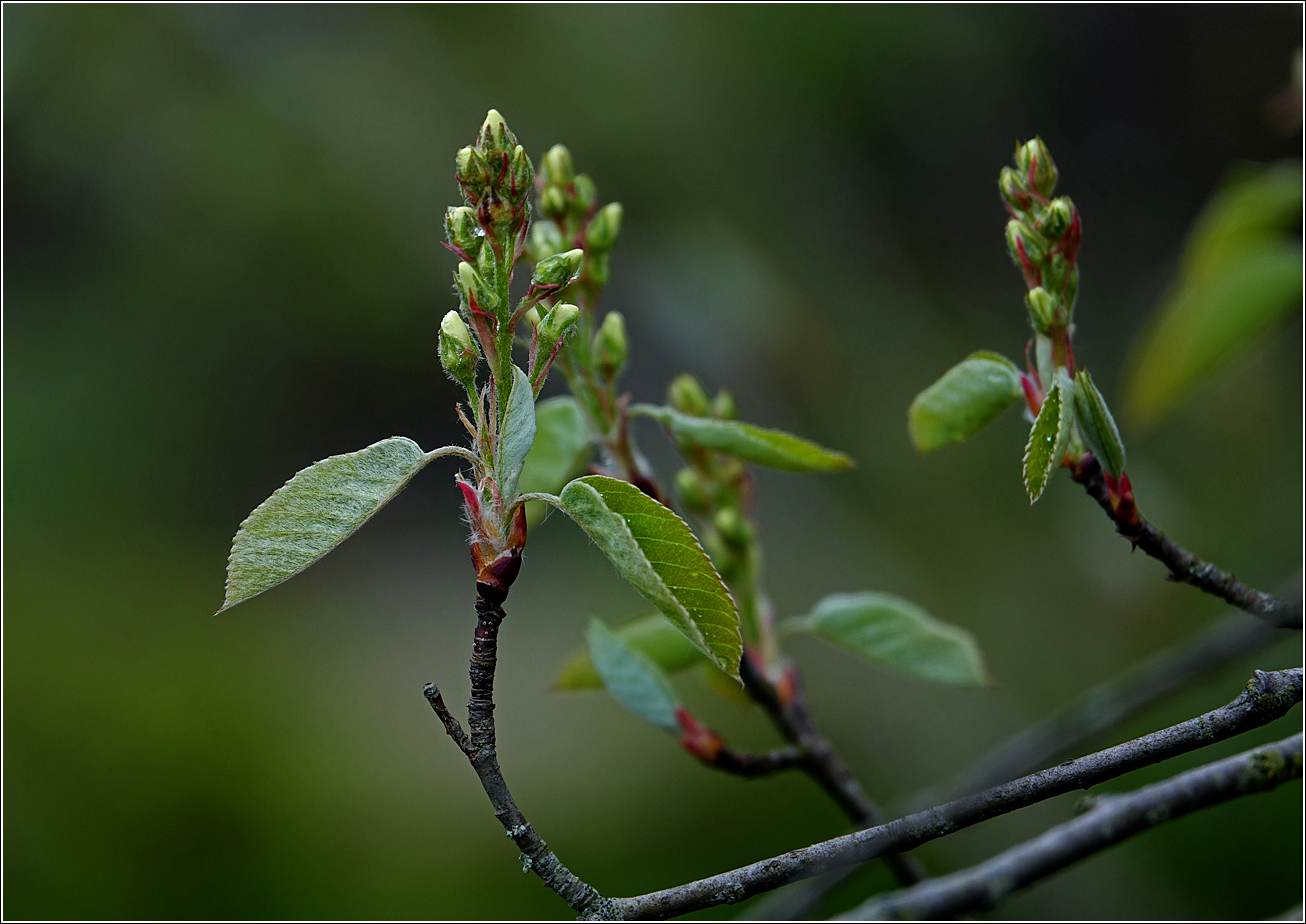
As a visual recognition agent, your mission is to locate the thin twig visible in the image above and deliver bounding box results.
[839,732,1304,920]
[1072,453,1302,628]
[739,655,929,887]
[753,607,1285,921]
[426,593,612,917]
[593,667,1302,920]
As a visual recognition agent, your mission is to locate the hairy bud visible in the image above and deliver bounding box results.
[1015,137,1058,199]
[439,310,479,389]
[455,262,498,312]
[593,311,628,378]
[543,144,574,186]
[585,202,623,252]
[445,206,483,257]
[1025,287,1058,333]
[532,249,584,289]
[537,303,580,346]
[668,373,711,417]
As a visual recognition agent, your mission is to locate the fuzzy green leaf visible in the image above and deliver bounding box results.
[221,437,431,613]
[495,364,537,501]
[1022,371,1073,503]
[586,617,682,732]
[633,405,852,472]
[1073,370,1126,477]
[790,592,989,686]
[518,396,592,527]
[557,475,742,681]
[555,612,703,690]
[909,351,1023,452]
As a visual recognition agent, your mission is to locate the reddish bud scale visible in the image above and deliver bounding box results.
[1104,472,1140,531]
[1015,238,1041,290]
[1020,372,1044,416]
[676,707,726,765]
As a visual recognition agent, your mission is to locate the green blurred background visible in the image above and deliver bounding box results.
[5,5,1302,920]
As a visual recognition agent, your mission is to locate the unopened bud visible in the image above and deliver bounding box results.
[478,109,516,154]
[455,262,498,312]
[593,310,628,378]
[439,310,479,389]
[541,185,568,220]
[674,467,710,512]
[668,373,710,417]
[537,303,580,346]
[456,146,489,201]
[445,206,482,256]
[572,174,597,214]
[999,166,1029,211]
[585,202,623,252]
[543,144,574,185]
[508,145,534,202]
[523,306,542,329]
[1015,137,1058,199]
[1039,197,1075,241]
[711,388,738,420]
[1025,287,1058,333]
[531,249,584,289]
[713,507,752,550]
[1005,220,1047,270]
[527,220,565,263]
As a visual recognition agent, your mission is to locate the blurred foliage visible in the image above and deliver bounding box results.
[4,5,1301,920]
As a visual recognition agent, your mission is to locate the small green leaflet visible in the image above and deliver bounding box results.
[1072,370,1126,477]
[586,618,682,732]
[556,475,743,681]
[787,592,989,687]
[1022,371,1073,503]
[494,365,537,502]
[1124,163,1302,427]
[556,612,703,690]
[632,404,852,472]
[222,437,436,613]
[518,396,592,527]
[908,351,1023,452]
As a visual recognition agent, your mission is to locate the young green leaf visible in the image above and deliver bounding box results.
[495,364,537,501]
[908,351,1023,452]
[555,611,703,690]
[518,396,592,527]
[586,617,681,732]
[1022,371,1073,503]
[221,437,433,613]
[1073,370,1126,477]
[788,592,989,686]
[556,475,743,681]
[632,404,852,472]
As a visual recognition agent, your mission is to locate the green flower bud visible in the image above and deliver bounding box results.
[455,262,498,312]
[1073,370,1126,477]
[456,146,489,201]
[531,249,584,289]
[478,109,517,155]
[593,310,628,378]
[445,206,482,257]
[543,144,574,185]
[1015,137,1058,199]
[668,373,710,417]
[523,306,542,328]
[674,467,710,513]
[713,507,753,550]
[439,310,479,389]
[1039,196,1075,241]
[527,220,565,263]
[585,202,623,252]
[1025,287,1058,333]
[508,145,534,203]
[541,185,568,220]
[711,388,738,420]
[1005,219,1047,269]
[998,166,1030,211]
[537,303,580,346]
[572,174,597,214]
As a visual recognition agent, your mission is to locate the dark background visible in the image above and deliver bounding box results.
[5,5,1302,919]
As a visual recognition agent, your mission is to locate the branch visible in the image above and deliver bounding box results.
[595,667,1302,920]
[839,732,1304,920]
[1071,453,1302,628]
[739,655,929,888]
[426,593,612,918]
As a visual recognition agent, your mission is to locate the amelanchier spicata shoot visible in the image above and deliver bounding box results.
[215,115,1298,919]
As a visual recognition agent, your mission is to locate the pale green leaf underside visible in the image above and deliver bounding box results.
[1073,370,1126,477]
[909,351,1023,452]
[519,396,592,527]
[635,405,852,472]
[587,617,681,732]
[557,475,742,681]
[495,365,537,501]
[1124,242,1303,426]
[221,437,431,613]
[556,611,703,690]
[1022,373,1072,503]
[792,591,989,687]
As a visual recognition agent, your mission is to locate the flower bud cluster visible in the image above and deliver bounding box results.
[527,144,623,299]
[999,137,1081,336]
[453,110,534,250]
